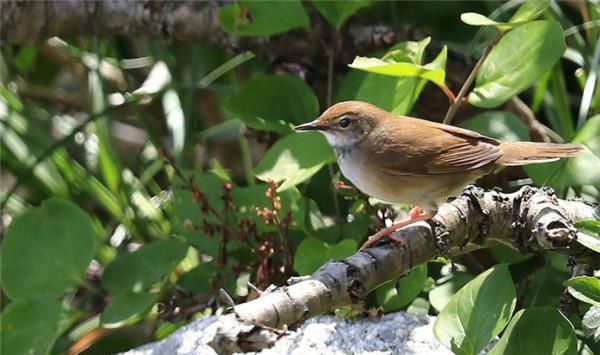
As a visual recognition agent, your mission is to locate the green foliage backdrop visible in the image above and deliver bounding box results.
[1,1,599,354]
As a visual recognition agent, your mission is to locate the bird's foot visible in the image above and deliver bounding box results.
[360,209,436,249]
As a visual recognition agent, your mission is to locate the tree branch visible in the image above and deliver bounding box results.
[202,185,598,354]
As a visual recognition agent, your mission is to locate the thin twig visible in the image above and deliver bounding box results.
[443,33,503,125]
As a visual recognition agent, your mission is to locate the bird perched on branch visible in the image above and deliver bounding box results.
[295,101,582,249]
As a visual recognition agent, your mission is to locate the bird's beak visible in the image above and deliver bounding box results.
[294,119,325,131]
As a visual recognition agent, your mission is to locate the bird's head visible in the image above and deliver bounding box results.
[294,101,384,148]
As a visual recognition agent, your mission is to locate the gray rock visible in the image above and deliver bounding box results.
[121,312,451,355]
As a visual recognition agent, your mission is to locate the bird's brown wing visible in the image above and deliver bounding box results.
[370,117,503,176]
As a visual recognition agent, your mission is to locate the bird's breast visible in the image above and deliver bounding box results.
[335,147,478,209]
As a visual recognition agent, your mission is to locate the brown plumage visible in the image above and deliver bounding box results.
[295,101,582,248]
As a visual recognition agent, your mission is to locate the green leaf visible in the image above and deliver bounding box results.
[349,52,446,87]
[460,13,509,29]
[376,264,428,312]
[1,198,95,299]
[1,298,80,355]
[469,20,565,108]
[460,1,549,30]
[488,308,577,355]
[102,239,188,294]
[100,289,156,328]
[575,219,600,253]
[564,276,600,306]
[525,115,600,188]
[429,272,474,312]
[293,237,357,275]
[577,232,600,254]
[434,264,516,354]
[311,0,369,30]
[583,306,600,342]
[226,74,319,134]
[339,39,438,115]
[14,46,38,74]
[177,263,217,295]
[219,1,309,36]
[458,111,529,142]
[255,132,335,191]
[510,0,550,23]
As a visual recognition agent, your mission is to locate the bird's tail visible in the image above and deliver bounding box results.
[498,142,582,166]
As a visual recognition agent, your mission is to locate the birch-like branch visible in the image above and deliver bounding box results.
[202,186,598,354]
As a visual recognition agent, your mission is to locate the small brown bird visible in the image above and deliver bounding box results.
[295,101,582,249]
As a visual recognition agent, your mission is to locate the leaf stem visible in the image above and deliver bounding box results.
[443,32,503,125]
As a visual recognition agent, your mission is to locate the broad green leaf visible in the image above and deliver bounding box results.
[434,264,516,354]
[226,74,319,134]
[469,20,565,108]
[14,46,38,74]
[102,239,188,294]
[219,1,309,36]
[458,111,529,142]
[577,232,600,254]
[525,115,600,188]
[522,253,571,308]
[564,276,600,306]
[255,132,335,191]
[349,55,446,87]
[339,39,437,115]
[293,237,357,275]
[510,0,550,23]
[575,219,600,253]
[1,198,95,299]
[100,289,156,327]
[376,264,428,311]
[489,308,576,355]
[461,0,549,30]
[311,0,369,30]
[460,13,510,29]
[336,69,410,114]
[583,306,600,342]
[429,272,474,312]
[1,298,80,355]
[177,263,217,295]
[406,297,430,315]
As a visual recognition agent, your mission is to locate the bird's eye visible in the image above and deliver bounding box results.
[339,117,350,128]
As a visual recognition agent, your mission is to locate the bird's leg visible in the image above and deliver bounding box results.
[361,207,436,249]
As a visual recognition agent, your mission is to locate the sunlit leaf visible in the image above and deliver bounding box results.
[434,264,516,354]
[564,276,600,306]
[469,20,565,108]
[458,111,529,142]
[255,132,335,191]
[489,308,576,355]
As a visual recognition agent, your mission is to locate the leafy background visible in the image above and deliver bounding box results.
[1,1,599,354]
